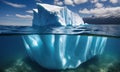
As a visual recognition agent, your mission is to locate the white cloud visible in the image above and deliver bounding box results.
[79,7,120,17]
[26,10,33,14]
[91,0,98,3]
[95,2,103,8]
[54,0,88,6]
[79,8,89,14]
[6,14,11,16]
[16,14,33,19]
[64,0,74,6]
[2,0,26,8]
[56,1,63,5]
[0,17,32,26]
[74,0,88,4]
[54,0,63,6]
[110,0,118,4]
[101,0,107,2]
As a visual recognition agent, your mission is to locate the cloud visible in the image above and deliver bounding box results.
[74,0,88,4]
[16,14,33,19]
[110,0,118,4]
[54,0,63,6]
[55,0,88,6]
[91,0,98,3]
[26,10,33,14]
[0,17,32,26]
[79,7,120,17]
[64,0,74,6]
[95,2,103,8]
[2,0,26,8]
[6,14,12,16]
[101,0,107,2]
[91,0,119,4]
[56,1,63,5]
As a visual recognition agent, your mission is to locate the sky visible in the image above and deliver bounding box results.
[0,0,120,26]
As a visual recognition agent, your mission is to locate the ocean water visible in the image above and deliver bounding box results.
[0,25,120,72]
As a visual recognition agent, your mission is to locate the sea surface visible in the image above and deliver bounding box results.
[0,24,120,72]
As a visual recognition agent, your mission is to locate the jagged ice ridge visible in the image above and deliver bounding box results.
[32,3,84,26]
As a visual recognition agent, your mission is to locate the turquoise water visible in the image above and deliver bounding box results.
[0,25,120,72]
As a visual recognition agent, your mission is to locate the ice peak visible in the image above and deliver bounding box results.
[33,3,84,27]
[36,3,63,12]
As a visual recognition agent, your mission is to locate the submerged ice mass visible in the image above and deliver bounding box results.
[23,3,107,69]
[23,35,107,69]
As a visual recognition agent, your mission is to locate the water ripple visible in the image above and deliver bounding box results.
[0,25,120,37]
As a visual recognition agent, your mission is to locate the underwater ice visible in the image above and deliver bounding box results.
[23,3,107,69]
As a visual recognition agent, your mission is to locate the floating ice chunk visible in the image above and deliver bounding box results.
[23,3,107,69]
[32,3,84,27]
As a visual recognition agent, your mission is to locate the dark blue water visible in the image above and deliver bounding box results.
[0,25,120,72]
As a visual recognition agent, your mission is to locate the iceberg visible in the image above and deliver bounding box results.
[22,3,107,69]
[32,3,84,27]
[23,35,107,69]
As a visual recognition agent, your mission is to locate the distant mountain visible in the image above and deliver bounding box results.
[83,17,120,24]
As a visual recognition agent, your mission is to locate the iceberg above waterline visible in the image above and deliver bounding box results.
[23,3,107,69]
[32,3,84,27]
